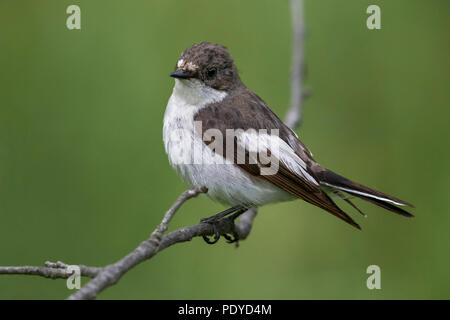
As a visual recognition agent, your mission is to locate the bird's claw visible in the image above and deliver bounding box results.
[223,232,239,244]
[201,217,239,245]
[202,224,221,244]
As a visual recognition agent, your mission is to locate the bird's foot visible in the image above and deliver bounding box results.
[223,229,239,244]
[200,206,246,245]
[202,223,221,244]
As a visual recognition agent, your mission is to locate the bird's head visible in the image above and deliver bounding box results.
[170,42,241,92]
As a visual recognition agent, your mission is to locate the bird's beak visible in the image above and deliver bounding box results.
[170,69,195,79]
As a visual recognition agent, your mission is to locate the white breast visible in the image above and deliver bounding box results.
[163,79,293,207]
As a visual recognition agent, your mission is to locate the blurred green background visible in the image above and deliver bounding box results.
[1,0,449,299]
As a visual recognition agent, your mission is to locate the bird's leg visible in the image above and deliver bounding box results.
[201,205,246,244]
[221,208,247,244]
[200,205,244,224]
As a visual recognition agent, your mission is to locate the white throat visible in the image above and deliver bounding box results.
[171,78,228,107]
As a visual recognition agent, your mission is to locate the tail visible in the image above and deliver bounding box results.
[315,168,414,218]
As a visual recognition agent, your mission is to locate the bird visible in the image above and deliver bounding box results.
[163,42,414,244]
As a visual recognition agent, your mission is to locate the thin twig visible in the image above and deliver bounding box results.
[0,262,101,279]
[0,187,250,300]
[285,0,306,129]
[67,187,208,300]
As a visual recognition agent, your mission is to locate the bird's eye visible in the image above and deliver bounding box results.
[206,67,217,79]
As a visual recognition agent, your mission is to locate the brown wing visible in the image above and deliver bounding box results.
[237,153,361,229]
[194,88,361,229]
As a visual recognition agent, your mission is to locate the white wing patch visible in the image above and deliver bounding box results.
[236,131,319,186]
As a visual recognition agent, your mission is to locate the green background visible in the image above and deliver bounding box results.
[1,0,449,299]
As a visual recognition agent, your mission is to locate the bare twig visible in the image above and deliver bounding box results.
[68,187,259,300]
[67,187,208,300]
[285,0,306,129]
[0,181,258,300]
[0,188,206,297]
[0,0,307,299]
[0,261,101,279]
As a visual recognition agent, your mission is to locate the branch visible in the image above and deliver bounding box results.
[0,188,209,281]
[0,0,307,299]
[0,261,101,279]
[0,186,257,299]
[67,187,259,300]
[285,0,306,129]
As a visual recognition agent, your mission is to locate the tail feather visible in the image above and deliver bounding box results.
[355,194,413,217]
[331,189,367,217]
[342,196,367,217]
[316,168,414,217]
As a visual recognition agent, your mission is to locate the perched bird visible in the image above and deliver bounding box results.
[163,42,413,243]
